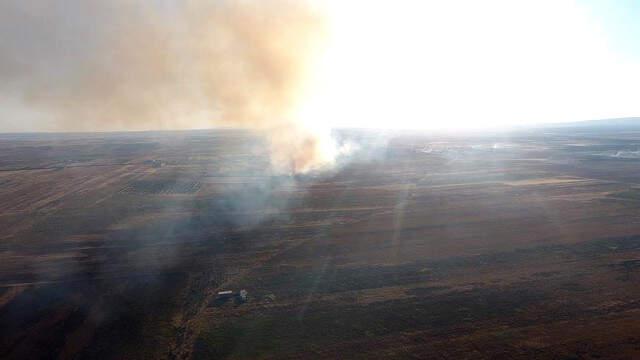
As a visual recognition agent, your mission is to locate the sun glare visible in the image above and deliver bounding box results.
[297,0,640,131]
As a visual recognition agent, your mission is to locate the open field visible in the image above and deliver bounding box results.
[3,125,640,358]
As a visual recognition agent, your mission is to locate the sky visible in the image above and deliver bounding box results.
[582,0,640,60]
[306,0,640,130]
[0,0,639,133]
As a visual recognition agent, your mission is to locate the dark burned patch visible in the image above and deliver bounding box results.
[119,180,201,195]
[193,322,246,360]
[78,273,187,359]
[239,234,640,300]
[237,262,438,298]
[609,259,640,281]
[560,281,588,292]
[0,284,97,359]
[0,272,187,360]
[532,271,561,278]
[610,259,640,270]
[574,235,640,255]
[472,233,640,264]
[607,188,640,201]
[193,285,548,359]
[406,285,449,296]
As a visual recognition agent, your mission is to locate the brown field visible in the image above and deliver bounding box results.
[3,126,640,359]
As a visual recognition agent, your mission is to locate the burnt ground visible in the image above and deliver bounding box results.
[3,126,640,359]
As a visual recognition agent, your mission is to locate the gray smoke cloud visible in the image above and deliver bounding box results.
[0,0,335,173]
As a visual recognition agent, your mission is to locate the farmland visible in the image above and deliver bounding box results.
[3,124,640,358]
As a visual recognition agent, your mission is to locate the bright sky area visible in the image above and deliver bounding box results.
[300,0,640,130]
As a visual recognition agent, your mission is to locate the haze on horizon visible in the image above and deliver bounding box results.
[1,0,639,134]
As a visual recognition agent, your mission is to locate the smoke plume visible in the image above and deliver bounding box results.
[0,0,334,172]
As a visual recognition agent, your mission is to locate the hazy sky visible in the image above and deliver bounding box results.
[0,0,639,132]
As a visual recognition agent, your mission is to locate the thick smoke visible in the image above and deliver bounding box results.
[0,0,334,173]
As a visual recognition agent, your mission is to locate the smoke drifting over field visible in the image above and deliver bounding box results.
[0,0,334,173]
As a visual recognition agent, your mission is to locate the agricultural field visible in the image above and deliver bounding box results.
[3,124,640,359]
